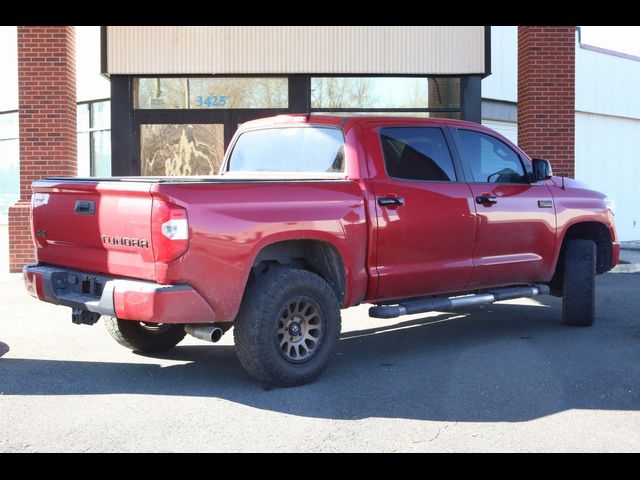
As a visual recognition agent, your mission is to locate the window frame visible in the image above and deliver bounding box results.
[452,127,531,186]
[378,126,465,184]
[77,99,111,176]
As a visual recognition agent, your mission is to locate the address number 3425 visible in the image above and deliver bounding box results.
[195,95,227,107]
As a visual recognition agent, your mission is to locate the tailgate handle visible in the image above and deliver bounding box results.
[74,200,95,215]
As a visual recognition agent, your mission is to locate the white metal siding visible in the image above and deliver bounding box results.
[482,119,518,145]
[481,26,518,103]
[576,112,640,241]
[576,43,640,120]
[106,26,486,75]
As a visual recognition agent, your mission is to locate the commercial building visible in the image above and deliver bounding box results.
[0,26,638,272]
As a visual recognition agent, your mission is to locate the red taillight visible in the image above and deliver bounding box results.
[151,200,189,263]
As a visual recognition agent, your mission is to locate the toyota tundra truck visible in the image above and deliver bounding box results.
[23,115,619,386]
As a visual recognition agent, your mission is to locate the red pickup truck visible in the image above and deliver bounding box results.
[24,115,619,386]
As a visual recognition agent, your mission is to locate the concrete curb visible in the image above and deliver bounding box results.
[610,249,640,274]
[610,263,640,274]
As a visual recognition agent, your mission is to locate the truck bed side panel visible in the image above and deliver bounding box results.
[152,180,369,322]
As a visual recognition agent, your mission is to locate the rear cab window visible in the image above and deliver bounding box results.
[226,126,345,173]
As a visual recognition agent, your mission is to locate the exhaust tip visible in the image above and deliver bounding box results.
[184,324,225,343]
[210,328,223,343]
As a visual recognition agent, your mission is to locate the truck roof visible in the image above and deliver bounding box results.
[241,114,483,130]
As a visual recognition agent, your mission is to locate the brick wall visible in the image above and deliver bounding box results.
[8,26,77,272]
[518,26,576,177]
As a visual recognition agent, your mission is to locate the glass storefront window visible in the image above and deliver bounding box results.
[135,78,288,110]
[314,111,460,119]
[140,124,225,176]
[91,101,111,130]
[311,77,460,110]
[0,112,19,220]
[92,130,112,177]
[77,100,111,176]
[77,103,90,131]
[77,131,91,177]
[135,78,188,109]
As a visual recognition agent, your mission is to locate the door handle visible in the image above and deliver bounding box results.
[475,195,497,205]
[74,200,95,215]
[378,197,405,208]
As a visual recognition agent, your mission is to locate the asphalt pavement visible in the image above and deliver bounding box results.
[1,272,639,452]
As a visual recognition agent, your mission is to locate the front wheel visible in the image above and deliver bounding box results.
[103,316,187,353]
[233,268,342,387]
[562,239,597,326]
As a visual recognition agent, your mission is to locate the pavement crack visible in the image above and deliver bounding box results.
[427,422,456,444]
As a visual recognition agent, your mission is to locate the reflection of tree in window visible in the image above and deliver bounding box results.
[135,78,288,109]
[189,78,288,108]
[141,124,224,176]
[311,78,379,108]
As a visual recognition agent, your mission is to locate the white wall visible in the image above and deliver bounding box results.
[106,26,487,75]
[0,26,18,112]
[576,44,640,120]
[482,26,518,103]
[576,112,640,241]
[76,26,110,102]
[575,40,640,241]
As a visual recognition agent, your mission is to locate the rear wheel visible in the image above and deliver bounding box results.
[562,239,597,326]
[233,268,341,387]
[103,316,186,353]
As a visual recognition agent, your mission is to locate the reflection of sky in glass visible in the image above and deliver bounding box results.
[311,77,459,109]
[367,78,427,107]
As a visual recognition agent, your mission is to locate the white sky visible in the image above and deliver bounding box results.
[580,26,640,57]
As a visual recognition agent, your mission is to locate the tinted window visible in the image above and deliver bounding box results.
[380,127,456,182]
[458,130,528,184]
[228,127,345,173]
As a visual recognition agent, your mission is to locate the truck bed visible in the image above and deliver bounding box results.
[31,176,369,322]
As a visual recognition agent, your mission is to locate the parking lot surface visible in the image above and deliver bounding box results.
[1,273,639,452]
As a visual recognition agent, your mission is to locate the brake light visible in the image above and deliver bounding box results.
[151,200,189,263]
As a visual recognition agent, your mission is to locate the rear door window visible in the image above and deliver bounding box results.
[379,127,457,182]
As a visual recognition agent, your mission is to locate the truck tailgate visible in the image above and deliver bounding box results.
[31,179,157,281]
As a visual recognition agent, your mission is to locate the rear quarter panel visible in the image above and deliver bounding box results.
[153,180,369,322]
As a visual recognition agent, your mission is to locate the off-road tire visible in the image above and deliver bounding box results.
[234,268,341,387]
[562,239,597,326]
[103,316,186,353]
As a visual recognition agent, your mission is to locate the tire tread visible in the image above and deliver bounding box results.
[562,239,597,326]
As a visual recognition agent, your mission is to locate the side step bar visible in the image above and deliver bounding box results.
[369,284,550,319]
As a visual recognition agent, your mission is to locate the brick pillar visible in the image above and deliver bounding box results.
[8,26,77,272]
[518,26,575,177]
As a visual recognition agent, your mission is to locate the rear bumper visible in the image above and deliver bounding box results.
[24,264,216,324]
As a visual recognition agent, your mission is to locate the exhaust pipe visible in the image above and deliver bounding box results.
[185,324,224,343]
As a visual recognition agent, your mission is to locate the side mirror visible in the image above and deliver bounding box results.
[531,158,553,182]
